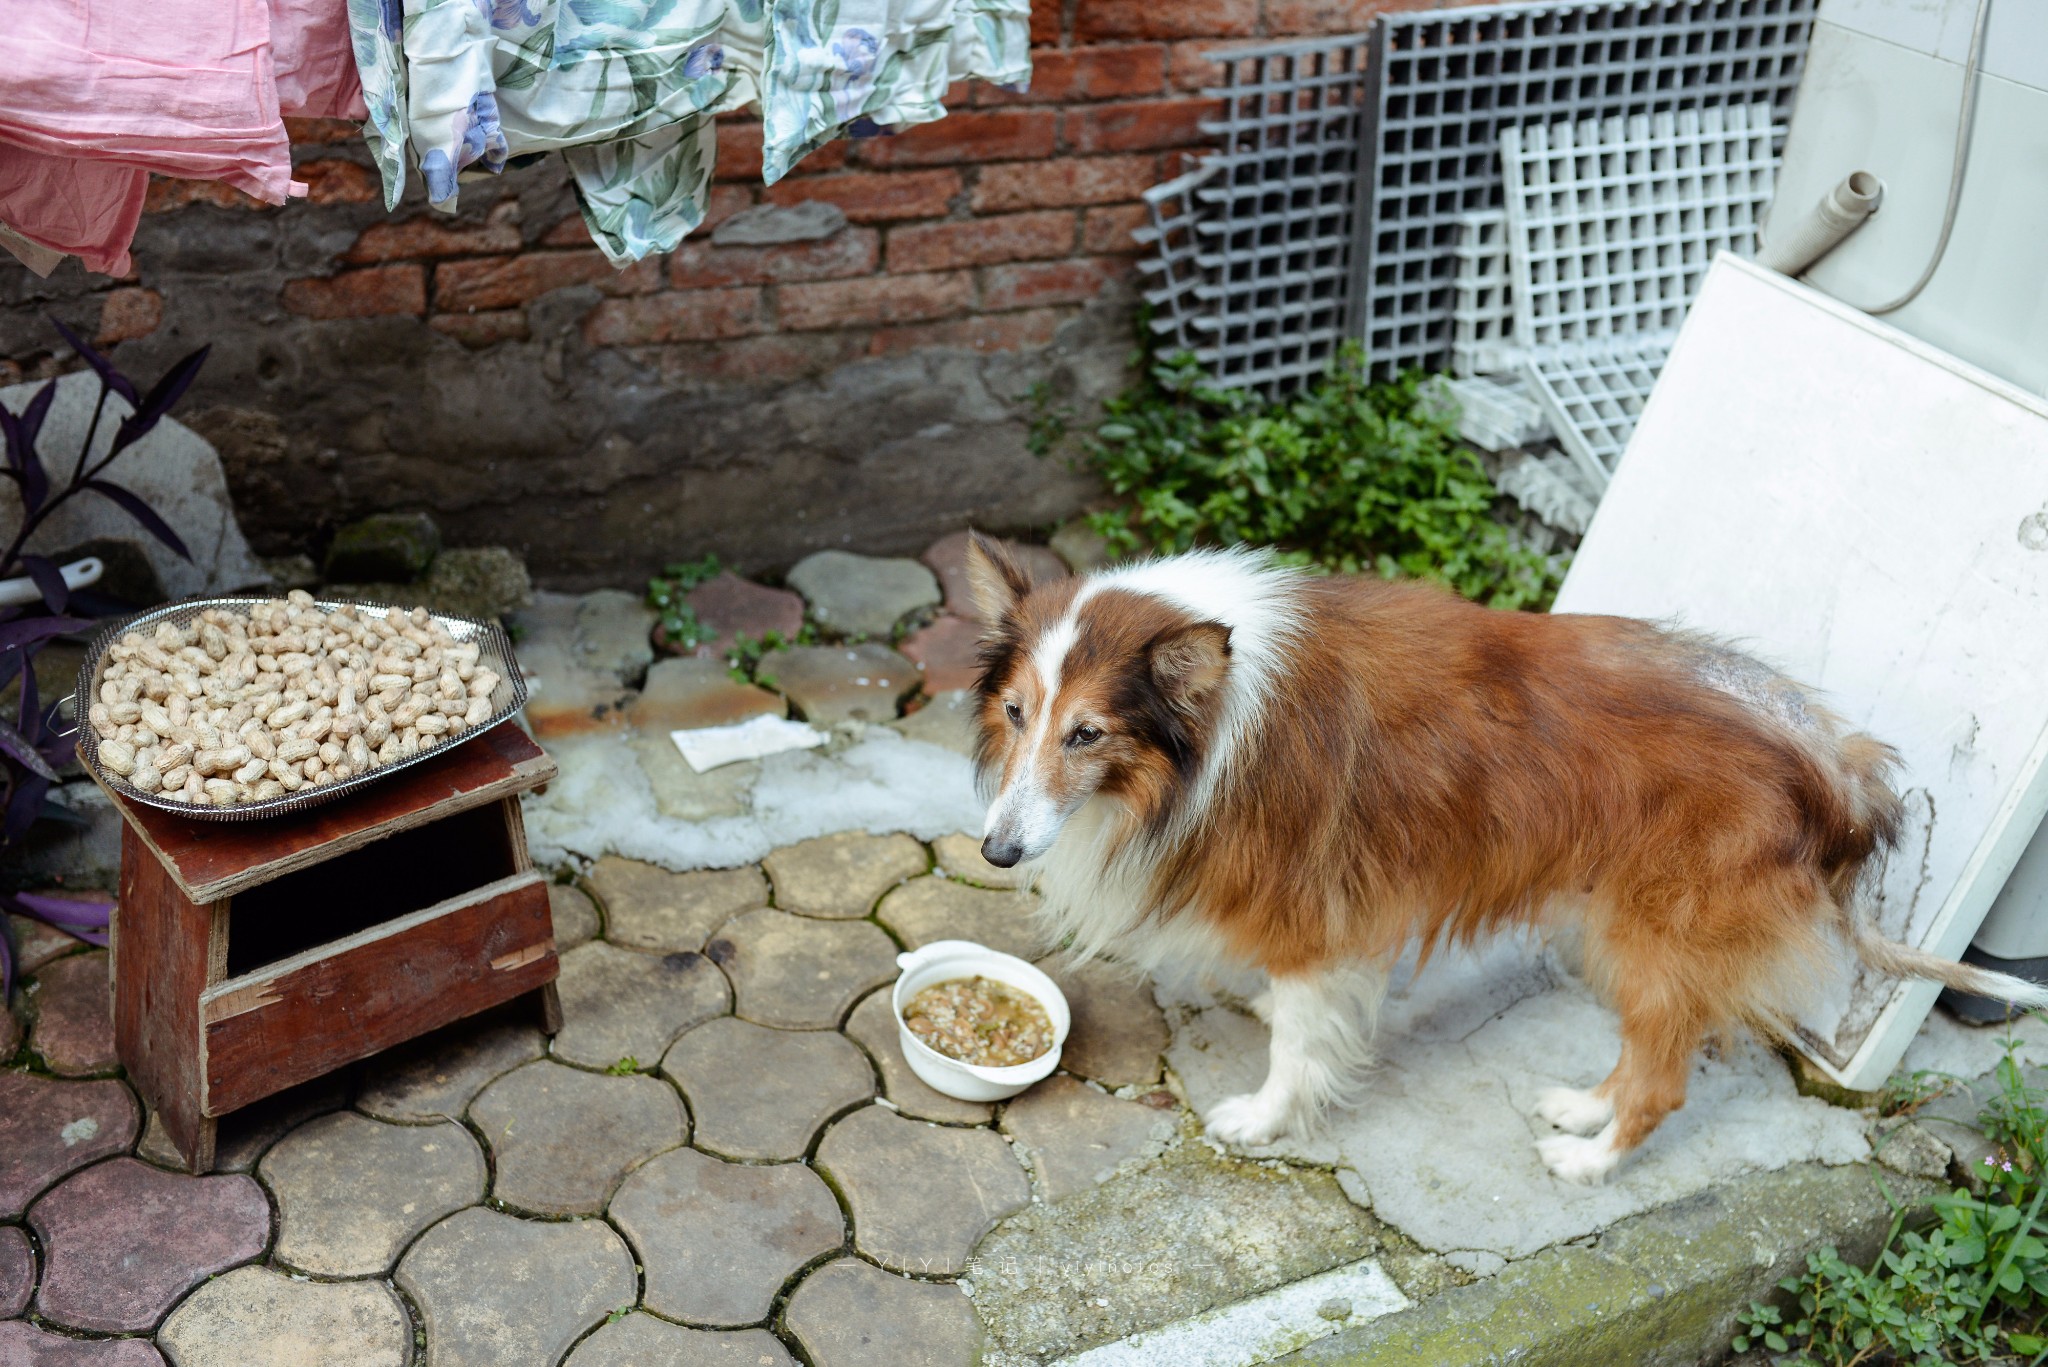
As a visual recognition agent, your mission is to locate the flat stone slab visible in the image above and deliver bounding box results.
[676,571,805,661]
[0,1225,30,1318]
[396,1206,636,1367]
[261,1112,486,1276]
[27,950,116,1075]
[157,1265,411,1367]
[355,1010,545,1124]
[0,1322,166,1365]
[0,1001,18,1059]
[574,589,660,685]
[7,911,91,973]
[920,531,1067,624]
[611,1146,843,1326]
[551,881,602,949]
[762,831,927,918]
[511,592,643,739]
[843,988,993,1125]
[472,1059,686,1215]
[662,1017,875,1161]
[876,878,1047,962]
[1001,1074,1175,1201]
[899,614,983,694]
[629,656,785,732]
[550,940,732,1069]
[1048,959,1169,1088]
[709,909,898,1030]
[30,1157,269,1333]
[769,644,920,725]
[931,832,1030,890]
[629,731,759,822]
[587,856,767,953]
[0,1071,139,1218]
[566,1315,795,1367]
[815,1104,1029,1276]
[889,690,977,757]
[787,550,941,639]
[786,1256,985,1367]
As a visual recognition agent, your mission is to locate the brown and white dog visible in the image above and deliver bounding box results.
[963,533,2048,1184]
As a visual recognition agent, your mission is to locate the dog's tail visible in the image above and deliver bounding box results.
[1845,914,2048,1011]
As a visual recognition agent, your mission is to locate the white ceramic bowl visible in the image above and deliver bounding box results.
[891,940,1070,1102]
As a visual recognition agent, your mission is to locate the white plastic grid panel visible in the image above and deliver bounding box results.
[1353,0,1816,380]
[1521,335,1671,488]
[1135,160,1221,358]
[1500,104,1778,349]
[1436,374,1551,450]
[1450,211,1518,377]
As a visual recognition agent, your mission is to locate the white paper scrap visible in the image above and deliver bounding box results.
[671,715,826,773]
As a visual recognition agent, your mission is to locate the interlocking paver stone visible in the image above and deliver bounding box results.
[675,571,805,661]
[1000,1074,1176,1201]
[566,1315,795,1367]
[355,1009,545,1124]
[787,550,941,638]
[141,1074,351,1175]
[629,656,786,731]
[662,1017,874,1160]
[921,531,1067,624]
[0,1322,166,1365]
[931,832,1031,890]
[29,1157,268,1332]
[762,831,926,918]
[0,1225,30,1318]
[156,1265,410,1367]
[0,1071,139,1217]
[27,951,116,1075]
[396,1207,635,1367]
[550,940,732,1068]
[587,856,766,953]
[899,614,982,694]
[843,988,992,1125]
[815,1105,1029,1275]
[876,878,1046,962]
[708,909,898,1030]
[610,1147,843,1326]
[770,644,921,725]
[551,881,603,949]
[472,1059,685,1215]
[261,1112,486,1275]
[1047,959,1170,1087]
[785,1257,986,1367]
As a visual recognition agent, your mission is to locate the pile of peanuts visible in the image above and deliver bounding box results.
[86,591,504,808]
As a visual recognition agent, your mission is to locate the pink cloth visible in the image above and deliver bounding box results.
[0,147,146,276]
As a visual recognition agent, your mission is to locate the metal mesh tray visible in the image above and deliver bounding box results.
[72,596,528,823]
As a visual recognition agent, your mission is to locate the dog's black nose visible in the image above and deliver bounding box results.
[981,835,1022,868]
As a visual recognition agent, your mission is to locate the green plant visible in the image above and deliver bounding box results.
[646,554,723,650]
[724,629,789,686]
[1067,344,1561,609]
[605,1055,641,1075]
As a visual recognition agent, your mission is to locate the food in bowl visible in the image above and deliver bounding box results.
[901,975,1056,1068]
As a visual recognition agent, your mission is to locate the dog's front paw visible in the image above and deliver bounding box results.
[1533,1086,1614,1137]
[1204,1092,1288,1147]
[1536,1130,1621,1186]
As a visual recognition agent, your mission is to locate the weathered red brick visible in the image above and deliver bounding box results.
[982,256,1128,310]
[646,333,868,387]
[886,211,1074,273]
[779,271,973,330]
[430,310,531,348]
[95,288,163,345]
[764,169,962,223]
[715,118,849,182]
[853,110,1057,167]
[1265,0,1458,36]
[1168,38,1267,90]
[1073,0,1258,41]
[977,45,1167,105]
[283,117,361,146]
[1031,3,1062,45]
[435,251,657,311]
[1061,98,1215,154]
[867,307,1068,357]
[1082,202,1149,254]
[143,177,265,213]
[971,154,1158,212]
[344,216,522,263]
[581,288,770,345]
[702,183,756,231]
[297,159,381,204]
[281,266,426,320]
[668,228,879,288]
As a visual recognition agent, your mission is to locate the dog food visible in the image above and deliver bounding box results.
[85,591,503,807]
[901,976,1055,1067]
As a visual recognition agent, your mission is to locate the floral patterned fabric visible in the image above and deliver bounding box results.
[350,0,1030,264]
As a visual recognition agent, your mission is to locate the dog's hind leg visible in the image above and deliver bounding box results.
[1537,997,1701,1185]
[1205,964,1385,1147]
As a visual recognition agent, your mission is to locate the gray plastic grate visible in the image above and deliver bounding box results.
[1353,0,1816,380]
[1521,335,1671,488]
[1433,373,1551,450]
[1450,210,1519,377]
[1135,161,1220,359]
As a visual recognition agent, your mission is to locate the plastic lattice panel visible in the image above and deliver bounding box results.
[1354,0,1816,380]
[1432,374,1551,450]
[1501,104,1778,349]
[1521,335,1671,489]
[1450,211,1518,377]
[1135,161,1220,359]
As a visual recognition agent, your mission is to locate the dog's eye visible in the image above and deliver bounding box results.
[1004,701,1023,726]
[1069,725,1102,747]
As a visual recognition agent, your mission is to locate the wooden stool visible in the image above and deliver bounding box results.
[98,722,560,1172]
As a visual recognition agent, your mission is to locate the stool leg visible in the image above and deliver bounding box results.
[536,982,563,1035]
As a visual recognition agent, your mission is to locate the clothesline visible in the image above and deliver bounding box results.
[0,0,1030,280]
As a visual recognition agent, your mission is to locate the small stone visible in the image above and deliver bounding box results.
[0,1071,139,1218]
[844,988,993,1125]
[785,1257,986,1367]
[899,614,985,695]
[472,1059,686,1216]
[157,1265,410,1367]
[672,571,805,660]
[7,910,93,973]
[1046,959,1169,1088]
[611,1147,843,1326]
[0,1224,31,1318]
[1000,1075,1174,1201]
[586,856,767,953]
[27,950,116,1075]
[786,551,941,639]
[889,690,978,756]
[30,1157,269,1332]
[566,1316,795,1367]
[1316,1296,1353,1322]
[762,831,927,919]
[549,940,732,1069]
[931,832,1031,890]
[323,511,442,582]
[662,1017,875,1161]
[396,1207,636,1367]
[1049,520,1113,574]
[326,546,536,622]
[876,878,1046,963]
[920,531,1068,624]
[261,553,320,592]
[713,200,847,247]
[815,1105,1029,1276]
[355,1008,545,1124]
[769,644,921,725]
[261,1113,486,1276]
[0,1323,165,1365]
[551,881,602,949]
[628,656,785,732]
[709,909,898,1030]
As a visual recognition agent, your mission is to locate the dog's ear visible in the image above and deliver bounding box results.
[965,530,1033,624]
[1150,620,1232,713]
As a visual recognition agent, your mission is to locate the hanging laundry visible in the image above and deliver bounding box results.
[352,0,1029,264]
